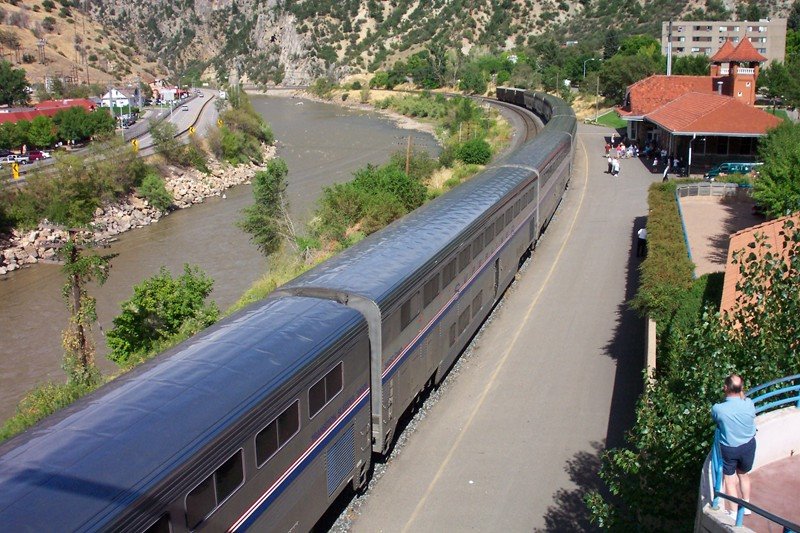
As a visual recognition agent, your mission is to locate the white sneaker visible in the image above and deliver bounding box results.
[743,501,752,516]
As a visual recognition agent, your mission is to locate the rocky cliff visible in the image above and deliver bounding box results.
[83,0,794,86]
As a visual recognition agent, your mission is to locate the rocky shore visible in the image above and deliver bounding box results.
[0,146,276,276]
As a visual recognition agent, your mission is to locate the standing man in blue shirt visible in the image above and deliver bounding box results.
[712,374,757,517]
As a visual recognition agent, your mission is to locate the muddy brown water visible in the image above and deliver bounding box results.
[0,96,437,422]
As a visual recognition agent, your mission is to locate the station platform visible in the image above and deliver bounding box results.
[348,123,661,531]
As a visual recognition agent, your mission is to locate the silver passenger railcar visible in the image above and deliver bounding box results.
[0,88,575,532]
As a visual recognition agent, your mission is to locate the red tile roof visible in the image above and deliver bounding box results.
[726,38,767,63]
[35,98,96,111]
[710,39,736,62]
[644,92,781,135]
[721,212,800,316]
[0,100,99,125]
[621,75,718,116]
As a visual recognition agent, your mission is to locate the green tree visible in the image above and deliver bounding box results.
[27,115,56,148]
[0,122,23,150]
[736,0,765,21]
[59,231,116,386]
[0,60,28,106]
[587,219,800,530]
[603,29,620,60]
[458,63,488,94]
[53,106,97,142]
[238,158,292,256]
[370,70,390,88]
[789,0,800,31]
[457,138,492,164]
[106,265,219,365]
[137,170,173,212]
[618,34,662,61]
[753,121,800,218]
[600,53,661,101]
[671,55,710,75]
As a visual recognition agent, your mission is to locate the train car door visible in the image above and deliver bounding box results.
[493,258,500,298]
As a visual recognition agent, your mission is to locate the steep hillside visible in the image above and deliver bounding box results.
[0,0,164,89]
[5,0,794,88]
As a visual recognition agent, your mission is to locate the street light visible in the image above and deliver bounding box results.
[583,57,601,78]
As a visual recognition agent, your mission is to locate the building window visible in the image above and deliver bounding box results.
[737,91,743,97]
[745,82,751,87]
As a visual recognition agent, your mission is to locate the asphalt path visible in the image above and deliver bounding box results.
[348,123,659,532]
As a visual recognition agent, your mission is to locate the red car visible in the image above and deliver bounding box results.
[27,150,51,162]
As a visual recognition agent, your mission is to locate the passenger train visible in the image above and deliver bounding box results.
[0,88,576,532]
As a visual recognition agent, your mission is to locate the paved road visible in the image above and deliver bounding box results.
[348,124,660,532]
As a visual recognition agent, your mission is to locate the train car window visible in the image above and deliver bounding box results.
[458,247,471,272]
[471,235,483,260]
[494,219,503,237]
[256,401,300,467]
[472,291,483,318]
[505,208,513,226]
[309,362,344,418]
[186,476,215,529]
[483,227,493,248]
[448,323,456,347]
[216,451,244,503]
[401,293,421,330]
[185,450,244,530]
[423,274,439,307]
[143,514,171,533]
[458,307,471,335]
[442,258,457,287]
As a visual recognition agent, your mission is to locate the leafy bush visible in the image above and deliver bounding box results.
[106,265,219,366]
[239,159,290,256]
[456,138,492,164]
[630,181,695,327]
[0,380,98,443]
[137,171,172,212]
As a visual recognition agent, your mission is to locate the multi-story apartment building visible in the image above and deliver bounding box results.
[661,19,787,64]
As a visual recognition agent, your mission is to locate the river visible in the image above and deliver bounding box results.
[0,95,437,421]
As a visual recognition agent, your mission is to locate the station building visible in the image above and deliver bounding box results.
[618,39,782,169]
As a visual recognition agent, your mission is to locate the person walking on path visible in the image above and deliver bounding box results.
[712,374,756,518]
[636,227,647,257]
[607,154,613,174]
[611,157,620,177]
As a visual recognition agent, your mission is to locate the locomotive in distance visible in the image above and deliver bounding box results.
[0,87,576,532]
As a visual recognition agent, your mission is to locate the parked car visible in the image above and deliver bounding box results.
[704,161,762,180]
[0,154,16,164]
[182,105,189,111]
[0,149,12,158]
[28,150,51,162]
[14,154,30,165]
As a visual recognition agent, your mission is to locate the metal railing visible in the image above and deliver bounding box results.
[711,373,800,530]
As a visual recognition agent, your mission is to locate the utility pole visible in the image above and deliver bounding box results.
[595,75,600,122]
[405,135,413,176]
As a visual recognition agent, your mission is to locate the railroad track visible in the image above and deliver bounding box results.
[478,96,542,145]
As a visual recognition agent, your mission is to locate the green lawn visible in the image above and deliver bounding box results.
[766,108,790,121]
[595,110,627,129]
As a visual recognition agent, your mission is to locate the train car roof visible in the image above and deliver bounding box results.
[283,120,573,313]
[0,296,364,531]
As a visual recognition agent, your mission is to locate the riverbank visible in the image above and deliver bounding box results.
[247,88,439,138]
[0,146,276,276]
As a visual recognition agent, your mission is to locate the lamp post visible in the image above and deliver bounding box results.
[583,57,601,78]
